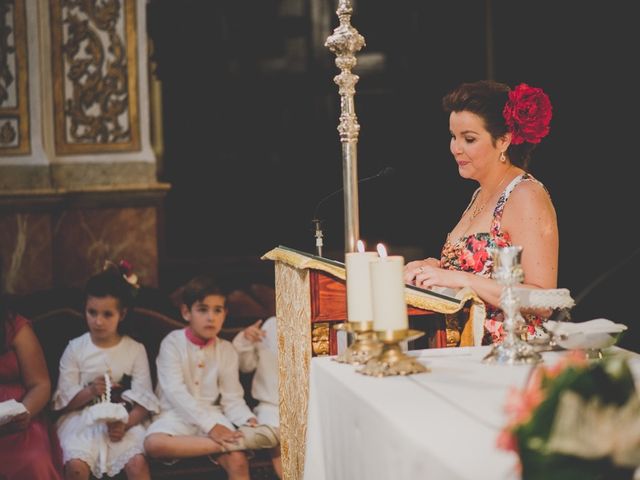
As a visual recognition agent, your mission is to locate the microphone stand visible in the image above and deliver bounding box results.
[311,167,395,256]
[312,218,323,257]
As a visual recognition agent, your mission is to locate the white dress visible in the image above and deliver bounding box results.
[146,328,254,437]
[232,316,279,427]
[53,334,159,478]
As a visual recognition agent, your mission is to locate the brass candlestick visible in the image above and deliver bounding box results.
[334,321,382,365]
[358,329,429,377]
[483,246,542,365]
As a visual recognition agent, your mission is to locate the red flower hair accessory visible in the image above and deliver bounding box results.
[502,83,552,145]
[103,259,140,290]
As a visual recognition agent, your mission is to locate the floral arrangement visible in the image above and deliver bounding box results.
[503,83,552,145]
[498,351,640,480]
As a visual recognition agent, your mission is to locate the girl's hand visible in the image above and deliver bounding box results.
[243,319,266,343]
[404,258,441,285]
[208,424,243,448]
[107,421,127,442]
[88,375,107,398]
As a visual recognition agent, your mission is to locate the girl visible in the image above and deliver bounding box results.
[53,267,159,479]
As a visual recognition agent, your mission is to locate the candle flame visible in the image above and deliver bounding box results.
[376,243,387,257]
[356,240,366,252]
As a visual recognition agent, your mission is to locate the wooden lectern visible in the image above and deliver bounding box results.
[262,246,485,480]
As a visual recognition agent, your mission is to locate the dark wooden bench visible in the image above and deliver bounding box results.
[18,285,278,479]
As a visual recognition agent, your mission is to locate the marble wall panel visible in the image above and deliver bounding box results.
[52,207,158,288]
[0,213,53,294]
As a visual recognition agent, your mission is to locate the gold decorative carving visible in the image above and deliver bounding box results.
[0,119,17,144]
[311,322,330,356]
[0,0,29,155]
[275,262,311,480]
[50,0,140,154]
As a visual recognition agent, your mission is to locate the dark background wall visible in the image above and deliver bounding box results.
[148,0,639,349]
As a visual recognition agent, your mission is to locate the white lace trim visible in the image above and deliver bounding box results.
[63,445,145,478]
[104,445,145,478]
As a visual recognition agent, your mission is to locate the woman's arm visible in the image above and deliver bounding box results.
[13,324,51,418]
[415,181,559,307]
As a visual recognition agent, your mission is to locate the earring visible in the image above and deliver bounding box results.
[500,151,506,163]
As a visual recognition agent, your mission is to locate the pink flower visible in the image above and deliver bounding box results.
[497,428,518,452]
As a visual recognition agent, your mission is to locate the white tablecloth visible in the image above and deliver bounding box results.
[303,346,640,480]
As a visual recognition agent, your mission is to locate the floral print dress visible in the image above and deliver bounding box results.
[440,173,545,344]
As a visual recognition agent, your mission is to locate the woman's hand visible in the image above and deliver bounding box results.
[404,258,441,285]
[414,265,469,290]
[0,410,31,434]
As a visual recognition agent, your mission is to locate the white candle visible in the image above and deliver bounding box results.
[345,240,378,322]
[370,244,408,331]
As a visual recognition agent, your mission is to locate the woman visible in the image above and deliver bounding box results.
[0,295,63,479]
[404,80,558,344]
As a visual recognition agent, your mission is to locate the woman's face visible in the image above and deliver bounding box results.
[449,110,501,181]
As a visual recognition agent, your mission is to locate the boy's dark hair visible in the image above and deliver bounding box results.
[85,269,134,310]
[181,275,226,309]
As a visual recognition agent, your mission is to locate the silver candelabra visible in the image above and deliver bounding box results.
[483,246,542,365]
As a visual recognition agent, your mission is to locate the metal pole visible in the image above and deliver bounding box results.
[325,0,365,253]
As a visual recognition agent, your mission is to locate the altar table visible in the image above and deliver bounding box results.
[303,346,640,480]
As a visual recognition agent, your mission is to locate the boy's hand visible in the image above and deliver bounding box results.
[245,417,258,427]
[243,319,266,343]
[88,375,107,397]
[208,424,243,448]
[107,421,127,442]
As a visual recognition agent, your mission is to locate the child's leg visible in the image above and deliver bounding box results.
[270,446,282,479]
[124,453,150,480]
[64,459,90,480]
[144,433,226,459]
[216,451,250,480]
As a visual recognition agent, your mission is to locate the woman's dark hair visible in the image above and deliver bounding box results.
[0,268,14,352]
[442,80,536,170]
[85,269,134,311]
[181,275,225,309]
[0,301,12,353]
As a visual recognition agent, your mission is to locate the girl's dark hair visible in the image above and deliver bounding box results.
[85,270,134,311]
[442,80,536,170]
[181,275,225,309]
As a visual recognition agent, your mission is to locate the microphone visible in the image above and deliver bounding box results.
[311,166,395,256]
[313,166,395,220]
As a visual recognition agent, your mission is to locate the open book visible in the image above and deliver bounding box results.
[266,245,463,308]
[262,245,487,345]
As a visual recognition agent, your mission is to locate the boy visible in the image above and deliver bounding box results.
[232,315,282,478]
[144,276,256,480]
